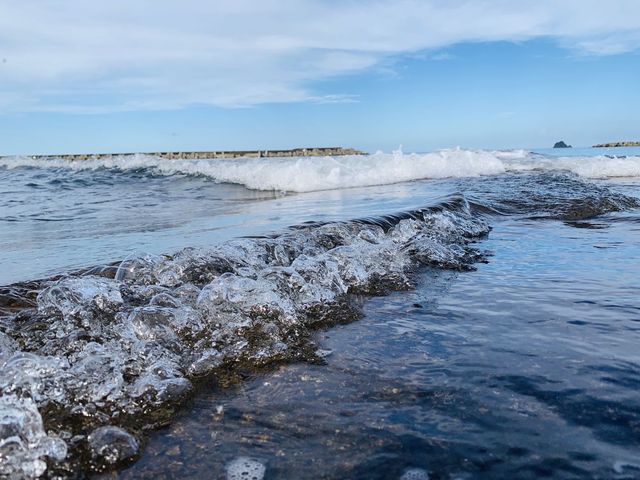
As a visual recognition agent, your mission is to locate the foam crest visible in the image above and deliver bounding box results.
[505,154,640,178]
[3,149,638,192]
[0,150,504,192]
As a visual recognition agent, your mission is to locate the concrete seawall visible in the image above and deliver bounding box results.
[12,147,366,161]
[592,141,640,148]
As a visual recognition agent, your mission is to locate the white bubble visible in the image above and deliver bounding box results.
[226,456,266,480]
[37,276,123,317]
[400,467,430,480]
[115,253,162,284]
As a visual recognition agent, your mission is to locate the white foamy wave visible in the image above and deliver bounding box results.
[503,154,640,179]
[0,149,506,191]
[1,149,639,192]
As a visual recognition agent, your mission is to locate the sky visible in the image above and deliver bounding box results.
[0,0,639,155]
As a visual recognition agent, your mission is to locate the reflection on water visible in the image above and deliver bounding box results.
[119,213,640,479]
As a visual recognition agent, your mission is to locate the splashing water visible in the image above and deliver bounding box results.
[2,148,640,193]
[0,198,490,477]
[1,152,639,478]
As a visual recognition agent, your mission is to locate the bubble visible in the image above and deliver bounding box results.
[128,306,180,343]
[226,456,266,480]
[0,332,17,364]
[187,349,223,377]
[68,342,125,402]
[0,353,68,403]
[400,467,430,480]
[0,395,67,479]
[1,199,491,476]
[37,276,123,318]
[88,426,139,465]
[115,253,162,284]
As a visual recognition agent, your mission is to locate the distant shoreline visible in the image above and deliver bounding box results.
[2,147,366,161]
[592,141,640,148]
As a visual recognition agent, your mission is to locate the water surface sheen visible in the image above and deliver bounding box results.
[0,149,639,480]
[119,206,640,480]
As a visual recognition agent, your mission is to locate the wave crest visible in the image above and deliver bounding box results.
[0,198,488,476]
[2,149,639,192]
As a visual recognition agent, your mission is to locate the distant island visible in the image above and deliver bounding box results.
[592,141,640,148]
[553,141,572,148]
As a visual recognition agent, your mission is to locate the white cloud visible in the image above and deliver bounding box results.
[0,0,639,113]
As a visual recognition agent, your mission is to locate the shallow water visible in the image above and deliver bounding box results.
[117,208,640,480]
[0,149,639,479]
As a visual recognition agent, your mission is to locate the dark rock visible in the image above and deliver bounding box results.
[553,141,572,148]
[88,426,139,466]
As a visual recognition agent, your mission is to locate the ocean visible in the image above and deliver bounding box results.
[0,147,639,479]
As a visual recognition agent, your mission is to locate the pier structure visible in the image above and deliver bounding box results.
[13,147,366,161]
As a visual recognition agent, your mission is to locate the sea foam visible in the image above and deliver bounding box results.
[2,149,639,193]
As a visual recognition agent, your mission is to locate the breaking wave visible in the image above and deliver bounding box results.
[1,149,639,192]
[0,198,489,478]
[1,170,638,478]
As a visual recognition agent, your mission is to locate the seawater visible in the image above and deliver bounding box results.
[0,148,639,479]
[1,147,639,285]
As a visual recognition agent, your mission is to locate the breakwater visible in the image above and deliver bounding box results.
[8,147,366,161]
[593,141,640,148]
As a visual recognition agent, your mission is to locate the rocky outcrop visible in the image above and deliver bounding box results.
[553,141,572,148]
[592,141,640,148]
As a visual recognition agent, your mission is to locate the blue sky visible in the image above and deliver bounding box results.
[1,1,639,155]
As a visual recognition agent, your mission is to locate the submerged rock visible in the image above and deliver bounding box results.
[88,426,139,466]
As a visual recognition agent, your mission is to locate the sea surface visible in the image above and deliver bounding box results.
[0,147,639,479]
